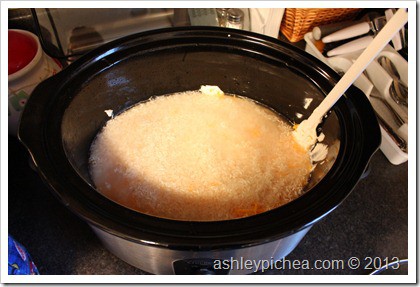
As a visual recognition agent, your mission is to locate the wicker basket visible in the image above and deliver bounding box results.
[280,8,362,42]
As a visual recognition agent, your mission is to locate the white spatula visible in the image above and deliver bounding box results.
[293,8,408,150]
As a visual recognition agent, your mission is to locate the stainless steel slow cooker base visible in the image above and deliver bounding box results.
[91,225,311,274]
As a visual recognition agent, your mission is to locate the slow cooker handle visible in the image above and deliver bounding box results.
[346,86,382,161]
[18,72,65,165]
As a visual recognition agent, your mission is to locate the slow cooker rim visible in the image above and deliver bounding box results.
[19,27,380,250]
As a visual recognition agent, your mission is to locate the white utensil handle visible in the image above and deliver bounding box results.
[294,8,408,150]
[385,8,403,50]
[312,20,361,40]
[397,123,408,142]
[309,8,408,123]
[322,22,371,43]
[327,36,374,57]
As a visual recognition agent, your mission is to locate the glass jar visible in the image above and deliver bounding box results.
[216,8,229,27]
[226,8,244,29]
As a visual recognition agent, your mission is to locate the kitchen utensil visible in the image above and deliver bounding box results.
[323,16,389,56]
[326,35,373,57]
[369,90,405,126]
[385,8,405,51]
[312,20,363,40]
[378,56,408,106]
[367,82,408,145]
[19,27,380,274]
[322,10,407,57]
[304,30,408,165]
[305,32,375,97]
[294,8,408,150]
[376,111,407,153]
[322,16,387,43]
[397,123,408,142]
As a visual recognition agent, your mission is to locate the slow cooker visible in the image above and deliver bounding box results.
[19,27,381,274]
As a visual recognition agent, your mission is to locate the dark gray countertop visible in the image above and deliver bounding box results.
[8,134,408,275]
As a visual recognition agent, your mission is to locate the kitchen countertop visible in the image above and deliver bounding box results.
[8,133,408,275]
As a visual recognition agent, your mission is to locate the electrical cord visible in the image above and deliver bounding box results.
[45,8,65,56]
[30,8,84,60]
[369,259,408,275]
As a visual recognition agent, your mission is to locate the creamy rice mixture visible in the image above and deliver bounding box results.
[89,87,312,221]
